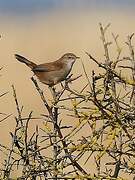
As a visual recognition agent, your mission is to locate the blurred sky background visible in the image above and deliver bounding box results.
[0,0,135,15]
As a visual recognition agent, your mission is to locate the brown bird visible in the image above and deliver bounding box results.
[15,53,80,86]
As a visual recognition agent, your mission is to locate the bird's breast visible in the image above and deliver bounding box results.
[65,60,75,71]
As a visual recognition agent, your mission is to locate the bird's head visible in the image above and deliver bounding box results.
[61,53,80,64]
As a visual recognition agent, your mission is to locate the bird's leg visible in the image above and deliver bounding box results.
[49,85,65,103]
[64,74,73,89]
[49,86,57,100]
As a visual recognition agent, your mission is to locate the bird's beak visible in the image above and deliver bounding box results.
[76,56,80,59]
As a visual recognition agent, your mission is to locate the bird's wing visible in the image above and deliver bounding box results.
[32,61,63,72]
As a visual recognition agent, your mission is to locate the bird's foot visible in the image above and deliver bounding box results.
[48,86,60,103]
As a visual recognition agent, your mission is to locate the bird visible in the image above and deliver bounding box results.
[15,53,80,86]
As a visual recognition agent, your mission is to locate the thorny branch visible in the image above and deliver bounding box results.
[0,24,135,180]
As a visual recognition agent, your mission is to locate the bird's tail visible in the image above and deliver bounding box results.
[15,54,37,69]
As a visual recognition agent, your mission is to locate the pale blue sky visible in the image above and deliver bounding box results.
[0,0,134,16]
